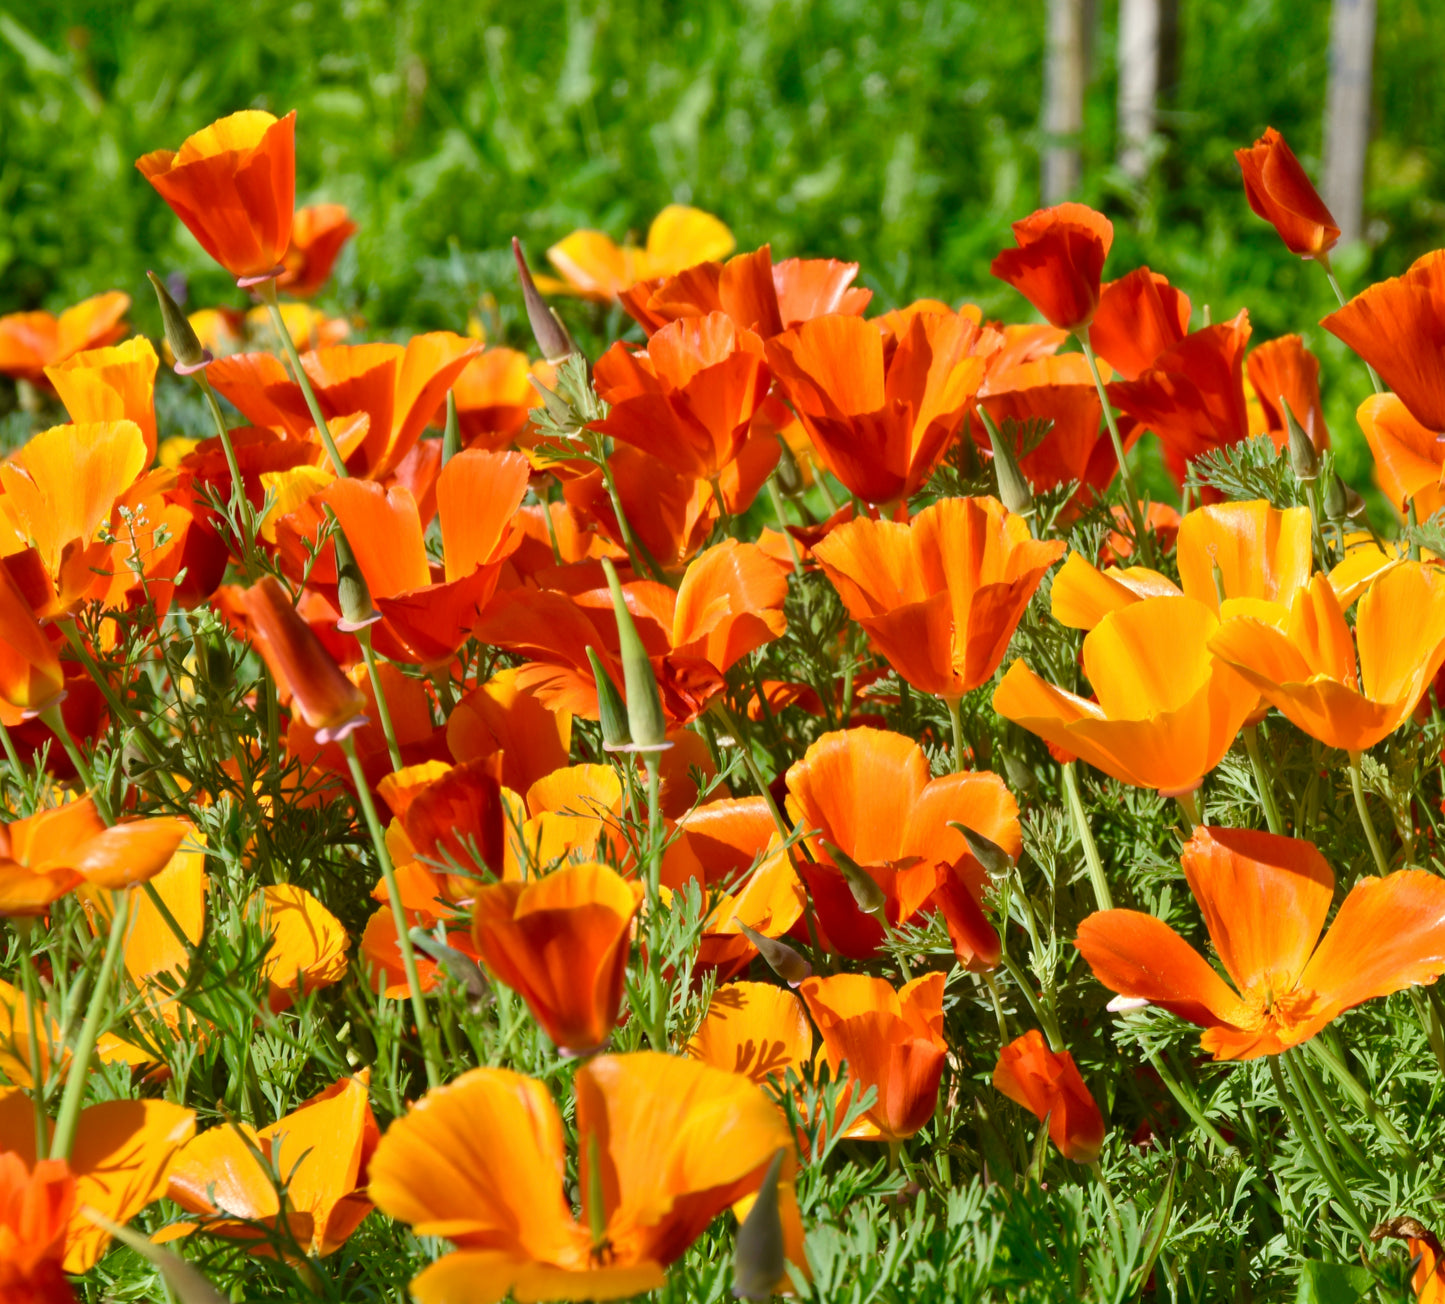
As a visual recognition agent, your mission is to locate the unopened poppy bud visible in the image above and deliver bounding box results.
[328,516,381,632]
[190,630,234,697]
[821,839,887,917]
[601,557,668,752]
[1282,395,1319,484]
[1323,472,1348,522]
[513,237,578,365]
[529,375,577,426]
[441,390,462,466]
[407,928,489,1008]
[773,436,805,497]
[978,407,1034,519]
[732,1149,787,1301]
[586,646,632,750]
[1002,751,1037,796]
[735,918,812,987]
[951,822,1013,876]
[146,270,211,374]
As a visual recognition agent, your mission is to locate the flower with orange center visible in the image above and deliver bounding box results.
[1235,128,1341,260]
[799,971,946,1142]
[590,312,771,485]
[766,309,993,504]
[785,727,1020,958]
[230,575,367,744]
[990,203,1114,332]
[993,1029,1106,1163]
[1355,393,1445,519]
[813,496,1064,701]
[137,110,296,284]
[278,203,358,297]
[994,595,1258,795]
[0,1089,196,1274]
[472,861,642,1056]
[368,1052,801,1303]
[1209,563,1445,755]
[44,337,159,463]
[1086,267,1191,381]
[0,293,130,389]
[686,982,813,1087]
[538,205,735,299]
[1077,824,1445,1059]
[1245,333,1329,454]
[161,1074,377,1257]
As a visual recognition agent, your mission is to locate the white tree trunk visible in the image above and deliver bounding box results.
[1323,0,1376,244]
[1117,0,1160,180]
[1042,0,1087,203]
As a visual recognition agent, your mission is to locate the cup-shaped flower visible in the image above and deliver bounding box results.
[1175,500,1314,612]
[367,1052,801,1304]
[540,205,735,299]
[1086,267,1190,381]
[472,861,642,1056]
[766,309,991,504]
[799,972,946,1142]
[1209,564,1445,754]
[278,204,358,297]
[993,595,1258,795]
[0,293,130,388]
[813,496,1064,700]
[1246,334,1329,454]
[162,1074,377,1257]
[1235,128,1340,260]
[990,203,1114,332]
[1077,825,1445,1059]
[44,337,160,463]
[992,1029,1105,1163]
[137,110,296,283]
[687,982,813,1087]
[1355,393,1445,518]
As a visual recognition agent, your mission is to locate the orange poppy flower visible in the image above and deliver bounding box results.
[539,205,735,299]
[686,981,813,1087]
[1086,267,1191,381]
[207,333,482,479]
[230,575,368,743]
[993,1029,1105,1163]
[1077,824,1445,1059]
[496,763,624,880]
[136,110,296,284]
[162,1074,377,1257]
[1414,1236,1445,1303]
[0,798,193,916]
[447,667,572,796]
[1354,392,1445,518]
[1109,310,1253,488]
[766,309,993,504]
[369,1052,800,1303]
[44,337,159,463]
[1209,564,1445,754]
[591,312,770,485]
[785,728,1020,959]
[278,203,358,297]
[813,496,1064,700]
[0,1089,196,1273]
[990,203,1114,332]
[472,861,641,1056]
[698,851,808,981]
[1324,249,1445,431]
[256,884,349,1012]
[799,971,946,1142]
[1235,128,1340,260]
[1175,500,1314,613]
[0,293,130,389]
[994,595,1258,795]
[620,243,871,338]
[0,563,64,721]
[1245,334,1329,453]
[446,346,550,452]
[0,1152,74,1304]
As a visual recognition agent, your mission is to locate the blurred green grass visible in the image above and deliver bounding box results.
[3,0,1444,497]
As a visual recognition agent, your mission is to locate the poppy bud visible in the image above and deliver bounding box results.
[328,515,381,633]
[993,1028,1105,1164]
[586,646,632,751]
[601,557,668,752]
[952,822,1014,876]
[978,407,1034,520]
[734,918,812,987]
[773,435,805,497]
[1322,472,1348,523]
[190,630,233,698]
[512,237,578,365]
[407,927,489,1008]
[1234,128,1340,261]
[441,390,462,466]
[821,839,887,917]
[146,271,211,374]
[1283,396,1320,484]
[732,1149,787,1301]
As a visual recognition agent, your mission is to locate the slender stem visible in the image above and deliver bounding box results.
[981,969,1011,1045]
[51,890,130,1160]
[1323,266,1384,394]
[1174,788,1201,834]
[16,920,50,1159]
[715,705,791,845]
[39,704,111,824]
[1307,1034,1414,1159]
[1347,752,1390,875]
[340,735,440,1089]
[1077,333,1152,567]
[1147,1051,1231,1152]
[1290,1047,1373,1175]
[644,758,663,908]
[766,477,805,573]
[140,880,194,959]
[0,716,25,787]
[192,372,261,572]
[1302,479,1331,565]
[357,630,404,772]
[1242,726,1283,835]
[1061,762,1112,910]
[256,279,348,477]
[1090,1161,1121,1223]
[946,696,967,774]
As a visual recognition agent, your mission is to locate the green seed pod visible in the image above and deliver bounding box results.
[601,557,668,751]
[1281,395,1320,484]
[735,918,812,987]
[732,1149,788,1300]
[329,515,381,632]
[586,646,632,751]
[977,406,1034,519]
[512,237,579,365]
[146,270,210,373]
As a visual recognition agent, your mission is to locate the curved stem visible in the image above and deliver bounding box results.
[1348,752,1390,875]
[16,920,50,1159]
[1242,726,1283,835]
[1078,333,1153,567]
[1062,762,1112,910]
[255,279,349,477]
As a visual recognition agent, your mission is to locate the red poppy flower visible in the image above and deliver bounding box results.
[990,203,1114,332]
[1354,392,1445,518]
[1235,128,1340,260]
[1087,267,1191,381]
[1246,333,1329,453]
[993,1030,1105,1163]
[278,203,358,297]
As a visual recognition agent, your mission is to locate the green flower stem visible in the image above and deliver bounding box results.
[255,278,349,478]
[1061,762,1112,910]
[51,889,130,1160]
[1323,266,1383,394]
[766,476,804,573]
[340,735,441,1090]
[1409,987,1445,1078]
[644,754,663,908]
[1090,1161,1121,1224]
[192,371,259,569]
[1302,478,1331,565]
[1174,788,1201,834]
[1347,752,1390,875]
[1242,726,1283,835]
[999,951,1058,1049]
[1291,1047,1373,1175]
[715,705,792,847]
[357,628,404,772]
[1147,1049,1232,1154]
[16,919,50,1160]
[1078,333,1153,568]
[0,716,26,789]
[981,969,1011,1045]
[39,703,111,824]
[1308,1034,1414,1160]
[946,696,967,774]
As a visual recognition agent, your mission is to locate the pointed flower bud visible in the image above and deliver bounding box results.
[735,918,812,987]
[821,839,887,917]
[586,646,632,751]
[513,237,578,365]
[407,927,489,1007]
[600,557,668,752]
[329,516,382,633]
[146,270,211,374]
[732,1149,788,1301]
[1282,395,1320,484]
[951,822,1014,876]
[977,407,1034,519]
[1323,472,1348,522]
[442,390,462,466]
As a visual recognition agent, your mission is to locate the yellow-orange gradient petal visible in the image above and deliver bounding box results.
[686,982,812,1086]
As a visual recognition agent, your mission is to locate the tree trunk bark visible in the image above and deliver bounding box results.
[1323,0,1376,244]
[1042,0,1087,203]
[1116,0,1160,180]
